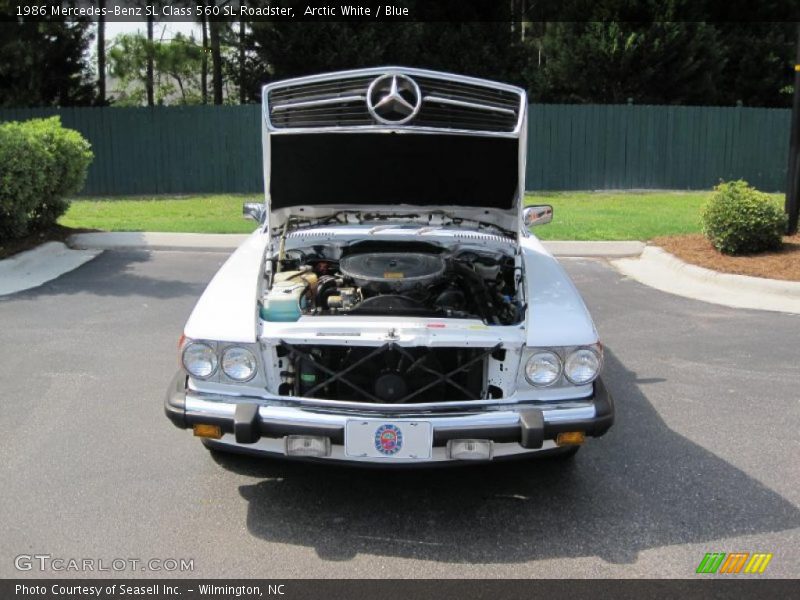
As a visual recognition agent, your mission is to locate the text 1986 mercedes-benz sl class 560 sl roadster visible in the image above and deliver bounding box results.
[164,67,614,465]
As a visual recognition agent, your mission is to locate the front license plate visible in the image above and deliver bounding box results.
[345,420,432,459]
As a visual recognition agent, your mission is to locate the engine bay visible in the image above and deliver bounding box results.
[261,240,524,325]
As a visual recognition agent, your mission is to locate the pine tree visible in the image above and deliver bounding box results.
[0,8,94,107]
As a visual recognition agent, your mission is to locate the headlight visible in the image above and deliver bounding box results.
[564,347,601,385]
[221,346,257,382]
[524,351,562,387]
[182,342,217,379]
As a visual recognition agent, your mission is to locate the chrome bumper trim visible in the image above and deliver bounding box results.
[184,396,596,430]
[165,371,614,463]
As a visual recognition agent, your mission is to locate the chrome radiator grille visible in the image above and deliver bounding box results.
[412,76,520,132]
[266,69,524,133]
[268,75,374,128]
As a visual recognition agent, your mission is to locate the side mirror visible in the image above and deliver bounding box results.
[523,204,553,228]
[243,202,266,224]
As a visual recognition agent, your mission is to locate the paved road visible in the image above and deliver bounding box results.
[0,250,798,578]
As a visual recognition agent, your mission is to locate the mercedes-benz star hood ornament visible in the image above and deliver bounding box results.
[366,73,422,124]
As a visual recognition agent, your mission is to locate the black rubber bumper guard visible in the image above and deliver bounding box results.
[164,372,614,449]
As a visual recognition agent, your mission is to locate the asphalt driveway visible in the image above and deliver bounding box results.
[0,250,798,578]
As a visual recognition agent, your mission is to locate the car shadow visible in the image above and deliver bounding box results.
[0,249,211,301]
[211,349,800,564]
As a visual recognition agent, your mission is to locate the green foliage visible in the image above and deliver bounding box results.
[0,117,93,241]
[713,22,797,107]
[524,2,796,107]
[1,1,798,109]
[701,181,787,255]
[529,21,725,105]
[0,9,95,108]
[109,33,204,106]
[245,5,525,100]
[0,122,52,239]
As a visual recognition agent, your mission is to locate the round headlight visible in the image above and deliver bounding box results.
[564,347,601,385]
[182,342,217,379]
[524,351,562,387]
[221,346,257,382]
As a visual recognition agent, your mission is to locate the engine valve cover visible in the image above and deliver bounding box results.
[340,253,445,291]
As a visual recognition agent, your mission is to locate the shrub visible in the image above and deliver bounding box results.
[701,180,787,255]
[0,122,52,240]
[0,116,93,242]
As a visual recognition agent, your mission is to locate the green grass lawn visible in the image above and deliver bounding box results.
[60,195,259,234]
[60,191,784,240]
[526,191,709,240]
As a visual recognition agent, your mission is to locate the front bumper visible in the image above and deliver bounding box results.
[164,372,614,464]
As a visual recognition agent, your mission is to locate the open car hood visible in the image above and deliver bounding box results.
[260,67,528,235]
[268,133,520,232]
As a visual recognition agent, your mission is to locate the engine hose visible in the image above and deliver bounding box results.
[452,262,499,325]
[276,220,290,272]
[315,276,340,310]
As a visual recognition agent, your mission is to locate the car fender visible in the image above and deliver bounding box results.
[183,230,269,343]
[520,235,599,348]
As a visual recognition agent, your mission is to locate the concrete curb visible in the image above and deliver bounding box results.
[68,232,250,252]
[543,240,645,258]
[612,246,800,315]
[0,242,101,296]
[68,232,646,258]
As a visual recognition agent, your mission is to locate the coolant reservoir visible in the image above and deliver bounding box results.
[260,269,318,322]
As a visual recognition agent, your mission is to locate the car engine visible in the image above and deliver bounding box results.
[261,241,523,325]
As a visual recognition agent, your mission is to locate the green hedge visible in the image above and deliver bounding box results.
[701,180,786,255]
[0,117,93,241]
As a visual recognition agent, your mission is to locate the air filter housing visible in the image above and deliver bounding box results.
[340,253,445,292]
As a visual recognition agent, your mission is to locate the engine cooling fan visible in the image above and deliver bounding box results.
[337,345,446,403]
[284,342,495,404]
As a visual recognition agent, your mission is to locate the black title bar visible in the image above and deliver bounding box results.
[3,0,800,23]
[3,579,799,600]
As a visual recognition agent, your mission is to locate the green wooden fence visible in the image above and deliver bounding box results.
[0,103,791,195]
[527,104,790,191]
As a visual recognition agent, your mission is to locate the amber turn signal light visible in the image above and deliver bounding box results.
[193,424,223,439]
[556,431,585,446]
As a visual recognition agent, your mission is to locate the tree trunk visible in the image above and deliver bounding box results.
[239,20,246,104]
[146,15,154,106]
[511,0,523,42]
[785,23,800,234]
[210,20,223,105]
[175,75,186,103]
[97,0,106,104]
[200,6,208,104]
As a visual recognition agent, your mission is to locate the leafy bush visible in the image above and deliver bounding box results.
[0,116,93,241]
[701,180,786,255]
[0,122,52,240]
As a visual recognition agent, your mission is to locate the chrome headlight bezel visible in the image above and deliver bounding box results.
[522,344,603,389]
[524,350,563,387]
[220,345,258,382]
[181,342,218,380]
[180,338,262,386]
[563,347,602,386]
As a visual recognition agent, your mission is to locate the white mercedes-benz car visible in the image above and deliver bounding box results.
[165,67,614,465]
